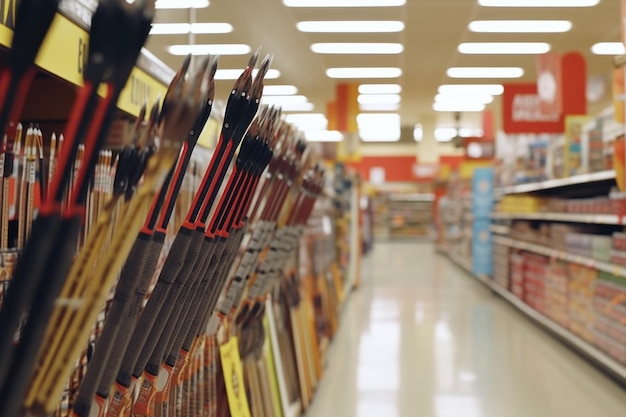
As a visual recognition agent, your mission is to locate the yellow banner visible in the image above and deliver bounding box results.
[220,337,252,417]
[0,13,166,117]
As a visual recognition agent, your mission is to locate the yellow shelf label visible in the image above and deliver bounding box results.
[220,336,252,417]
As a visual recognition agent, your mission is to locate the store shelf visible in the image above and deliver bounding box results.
[495,171,616,196]
[443,252,626,384]
[490,225,510,235]
[0,0,172,117]
[491,212,621,225]
[493,236,626,278]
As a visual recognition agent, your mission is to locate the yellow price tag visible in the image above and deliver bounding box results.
[220,337,252,417]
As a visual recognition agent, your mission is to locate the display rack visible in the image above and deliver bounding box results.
[387,193,434,238]
[442,250,626,385]
[495,170,616,196]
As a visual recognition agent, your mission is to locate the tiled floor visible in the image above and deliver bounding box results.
[305,241,626,417]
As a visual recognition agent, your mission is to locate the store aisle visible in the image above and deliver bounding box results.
[305,241,626,417]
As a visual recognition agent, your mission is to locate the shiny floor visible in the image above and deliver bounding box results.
[305,241,626,417]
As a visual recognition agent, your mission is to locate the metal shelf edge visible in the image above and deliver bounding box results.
[495,171,616,196]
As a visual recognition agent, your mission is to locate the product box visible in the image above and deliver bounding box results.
[472,168,494,220]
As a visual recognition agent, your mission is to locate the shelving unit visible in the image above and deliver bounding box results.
[388,193,434,238]
[495,170,616,196]
[443,250,626,385]
[492,212,621,225]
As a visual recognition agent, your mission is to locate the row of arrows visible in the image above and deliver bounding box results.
[0,1,326,417]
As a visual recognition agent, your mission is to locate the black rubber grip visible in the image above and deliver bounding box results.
[165,238,218,365]
[138,228,204,377]
[0,213,62,386]
[116,227,193,386]
[97,233,164,397]
[0,214,81,417]
[72,231,153,416]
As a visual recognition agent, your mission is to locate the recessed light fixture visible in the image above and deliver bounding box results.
[327,67,402,79]
[358,94,401,104]
[296,21,405,33]
[447,67,524,79]
[591,42,626,55]
[359,84,402,94]
[284,0,406,7]
[435,94,494,105]
[168,44,251,56]
[304,130,344,142]
[278,102,315,112]
[156,0,209,8]
[359,103,400,111]
[263,85,299,95]
[478,0,599,6]
[458,42,550,54]
[439,84,504,95]
[261,95,309,105]
[215,69,281,80]
[414,124,423,142]
[311,43,404,54]
[433,102,486,112]
[150,23,233,35]
[469,20,572,33]
[358,113,401,142]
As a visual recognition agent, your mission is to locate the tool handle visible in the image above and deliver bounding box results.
[97,233,164,397]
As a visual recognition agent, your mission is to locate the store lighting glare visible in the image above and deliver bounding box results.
[435,127,484,142]
[468,20,572,33]
[359,103,400,111]
[358,94,401,105]
[326,67,402,79]
[156,0,209,8]
[433,102,486,112]
[215,69,281,80]
[360,129,401,142]
[150,23,233,35]
[358,84,402,94]
[284,0,406,7]
[277,102,315,112]
[261,95,309,105]
[285,113,327,127]
[478,0,599,6]
[438,84,504,95]
[414,124,423,142]
[311,43,404,54]
[357,113,401,126]
[296,21,405,33]
[458,42,550,54]
[168,44,251,56]
[447,67,524,79]
[435,94,494,105]
[263,85,299,95]
[358,113,401,141]
[591,42,626,55]
[304,130,344,142]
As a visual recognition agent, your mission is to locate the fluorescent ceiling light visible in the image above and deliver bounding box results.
[311,43,404,54]
[458,42,550,54]
[156,0,209,8]
[469,20,572,33]
[438,84,504,95]
[447,67,523,78]
[263,85,299,95]
[278,102,315,112]
[261,95,309,105]
[435,94,494,104]
[284,0,406,7]
[414,124,423,142]
[215,69,281,80]
[296,21,404,33]
[357,113,400,126]
[359,84,402,94]
[359,103,400,111]
[358,94,401,104]
[358,113,401,142]
[168,44,251,56]
[150,23,233,35]
[478,0,599,6]
[435,127,484,142]
[285,113,327,127]
[327,67,402,79]
[433,102,486,112]
[304,130,344,142]
[591,42,625,55]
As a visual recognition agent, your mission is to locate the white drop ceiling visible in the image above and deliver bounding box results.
[144,0,622,133]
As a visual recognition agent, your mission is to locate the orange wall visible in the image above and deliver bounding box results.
[346,156,418,182]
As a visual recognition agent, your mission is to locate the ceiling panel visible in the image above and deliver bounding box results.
[145,0,624,132]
